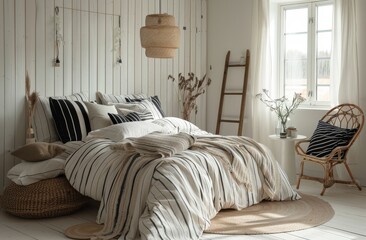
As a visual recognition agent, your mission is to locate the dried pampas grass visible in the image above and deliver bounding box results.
[25,72,39,139]
[168,72,211,120]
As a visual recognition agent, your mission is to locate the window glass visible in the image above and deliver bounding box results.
[280,2,333,105]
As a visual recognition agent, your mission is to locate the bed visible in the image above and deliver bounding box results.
[20,92,299,240]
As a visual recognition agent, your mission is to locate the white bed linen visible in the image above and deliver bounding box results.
[65,119,300,240]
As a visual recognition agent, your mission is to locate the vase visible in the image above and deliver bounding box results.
[275,119,282,136]
[280,121,287,138]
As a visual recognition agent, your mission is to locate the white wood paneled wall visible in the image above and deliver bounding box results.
[0,0,207,193]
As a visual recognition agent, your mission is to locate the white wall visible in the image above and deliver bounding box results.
[206,0,366,185]
[206,0,253,136]
[0,0,207,193]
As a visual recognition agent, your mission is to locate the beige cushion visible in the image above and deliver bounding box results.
[11,142,65,162]
[7,158,65,185]
[84,102,117,130]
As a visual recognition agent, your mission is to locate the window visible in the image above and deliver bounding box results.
[279,1,333,106]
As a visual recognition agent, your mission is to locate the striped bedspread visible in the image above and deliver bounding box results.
[65,133,300,240]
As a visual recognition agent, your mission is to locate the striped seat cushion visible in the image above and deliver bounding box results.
[306,120,358,158]
[49,98,91,143]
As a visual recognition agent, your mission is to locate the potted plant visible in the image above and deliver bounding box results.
[256,89,306,138]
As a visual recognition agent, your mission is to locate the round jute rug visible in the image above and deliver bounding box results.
[204,193,334,235]
[64,222,104,239]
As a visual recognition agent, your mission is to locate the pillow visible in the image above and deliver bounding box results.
[49,98,91,143]
[97,92,147,105]
[85,121,175,142]
[152,117,202,134]
[7,158,65,186]
[57,141,85,160]
[32,93,88,142]
[84,102,117,130]
[114,98,163,120]
[306,120,358,158]
[116,108,154,121]
[11,142,65,162]
[125,95,165,117]
[108,112,141,124]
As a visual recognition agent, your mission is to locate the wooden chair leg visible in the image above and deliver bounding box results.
[321,163,332,196]
[344,162,362,191]
[296,160,305,190]
[320,187,326,196]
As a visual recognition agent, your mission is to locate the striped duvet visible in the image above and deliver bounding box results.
[65,126,299,240]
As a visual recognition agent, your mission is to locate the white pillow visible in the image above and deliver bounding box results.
[97,92,147,105]
[85,121,176,142]
[152,117,200,133]
[7,158,65,186]
[84,102,117,130]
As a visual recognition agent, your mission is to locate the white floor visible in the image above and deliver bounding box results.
[1,180,366,240]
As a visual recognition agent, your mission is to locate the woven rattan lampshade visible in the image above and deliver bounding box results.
[140,14,180,58]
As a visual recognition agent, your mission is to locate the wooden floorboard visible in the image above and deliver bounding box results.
[0,180,365,240]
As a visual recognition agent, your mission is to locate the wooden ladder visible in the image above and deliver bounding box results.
[216,50,250,136]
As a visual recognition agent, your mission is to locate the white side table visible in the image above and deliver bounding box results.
[269,134,307,185]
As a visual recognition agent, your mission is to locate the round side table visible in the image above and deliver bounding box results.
[269,134,307,185]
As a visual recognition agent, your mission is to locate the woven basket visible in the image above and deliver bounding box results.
[0,176,88,218]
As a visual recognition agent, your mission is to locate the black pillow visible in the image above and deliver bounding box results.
[306,120,358,158]
[49,98,91,143]
[108,112,141,124]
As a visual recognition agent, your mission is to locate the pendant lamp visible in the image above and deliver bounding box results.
[140,2,180,58]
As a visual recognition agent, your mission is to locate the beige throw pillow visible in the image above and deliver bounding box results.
[84,102,118,130]
[11,142,65,162]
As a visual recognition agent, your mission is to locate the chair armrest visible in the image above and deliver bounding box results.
[295,139,310,156]
[327,146,349,161]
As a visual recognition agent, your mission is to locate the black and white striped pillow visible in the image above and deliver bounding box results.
[49,98,91,143]
[125,96,166,117]
[32,93,88,142]
[108,112,141,124]
[116,99,163,119]
[306,120,358,158]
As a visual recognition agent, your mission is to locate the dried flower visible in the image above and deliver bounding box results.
[256,89,306,132]
[25,72,39,134]
[168,72,211,120]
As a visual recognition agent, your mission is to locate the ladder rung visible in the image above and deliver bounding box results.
[224,92,243,95]
[220,119,240,123]
[228,64,245,67]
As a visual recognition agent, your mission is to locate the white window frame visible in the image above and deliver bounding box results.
[278,0,334,108]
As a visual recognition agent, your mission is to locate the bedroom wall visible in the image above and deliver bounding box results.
[0,0,207,193]
[206,0,253,136]
[206,0,366,186]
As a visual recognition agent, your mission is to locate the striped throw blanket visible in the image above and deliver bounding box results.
[65,133,300,240]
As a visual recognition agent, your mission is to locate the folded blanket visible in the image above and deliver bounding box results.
[110,132,196,158]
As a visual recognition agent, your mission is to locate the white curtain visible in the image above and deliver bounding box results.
[332,0,360,179]
[249,0,278,145]
[335,0,359,104]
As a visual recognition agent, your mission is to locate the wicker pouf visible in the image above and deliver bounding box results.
[0,176,88,218]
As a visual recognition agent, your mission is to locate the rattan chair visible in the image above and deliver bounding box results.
[295,103,364,195]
